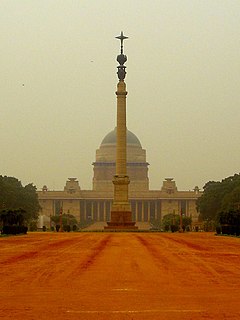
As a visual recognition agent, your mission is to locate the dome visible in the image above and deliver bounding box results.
[101,127,142,147]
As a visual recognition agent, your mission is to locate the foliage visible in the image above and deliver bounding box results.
[0,175,40,224]
[29,220,38,231]
[216,226,221,235]
[221,186,240,212]
[72,224,78,231]
[202,219,217,232]
[63,224,71,232]
[2,225,28,235]
[197,174,240,222]
[51,213,78,230]
[164,225,169,232]
[150,218,161,230]
[0,209,25,226]
[218,210,240,236]
[162,213,176,228]
[162,213,192,231]
[170,224,178,232]
[0,209,28,235]
[218,210,240,226]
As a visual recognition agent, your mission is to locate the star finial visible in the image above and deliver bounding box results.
[115,31,128,54]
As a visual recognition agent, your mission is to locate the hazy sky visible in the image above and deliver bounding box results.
[1,1,240,191]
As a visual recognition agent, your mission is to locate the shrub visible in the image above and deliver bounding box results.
[218,210,240,235]
[2,225,28,235]
[170,225,178,233]
[236,225,240,236]
[63,224,71,232]
[29,221,38,231]
[72,225,78,231]
[221,225,228,235]
[164,225,170,232]
[216,226,221,235]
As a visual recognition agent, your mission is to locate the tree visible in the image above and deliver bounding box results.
[20,183,40,222]
[162,213,192,231]
[0,175,40,225]
[0,209,28,235]
[197,174,240,222]
[196,181,223,221]
[221,186,240,212]
[218,210,240,236]
[150,218,161,230]
[51,213,78,230]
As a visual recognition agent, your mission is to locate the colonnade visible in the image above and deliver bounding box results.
[79,199,162,222]
[52,198,192,223]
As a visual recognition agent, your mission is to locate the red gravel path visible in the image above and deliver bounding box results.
[0,232,240,319]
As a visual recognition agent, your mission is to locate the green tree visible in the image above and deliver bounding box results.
[150,218,162,230]
[221,186,240,212]
[162,213,192,231]
[0,209,25,226]
[51,213,78,230]
[218,210,240,235]
[0,175,40,225]
[197,174,240,222]
[196,181,222,221]
[21,183,40,222]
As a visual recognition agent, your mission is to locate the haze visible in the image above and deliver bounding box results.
[1,1,240,191]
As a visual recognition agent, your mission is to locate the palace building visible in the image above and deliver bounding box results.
[37,127,201,226]
[37,33,201,228]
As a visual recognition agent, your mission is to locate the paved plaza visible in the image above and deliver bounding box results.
[1,232,240,319]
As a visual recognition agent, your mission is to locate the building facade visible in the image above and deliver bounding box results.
[37,128,201,226]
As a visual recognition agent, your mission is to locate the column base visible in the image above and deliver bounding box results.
[104,210,138,230]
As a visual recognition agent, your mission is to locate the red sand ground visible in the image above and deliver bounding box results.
[0,232,240,320]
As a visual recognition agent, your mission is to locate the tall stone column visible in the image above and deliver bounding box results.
[105,32,137,230]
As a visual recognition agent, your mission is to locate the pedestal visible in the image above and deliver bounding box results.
[104,211,138,230]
